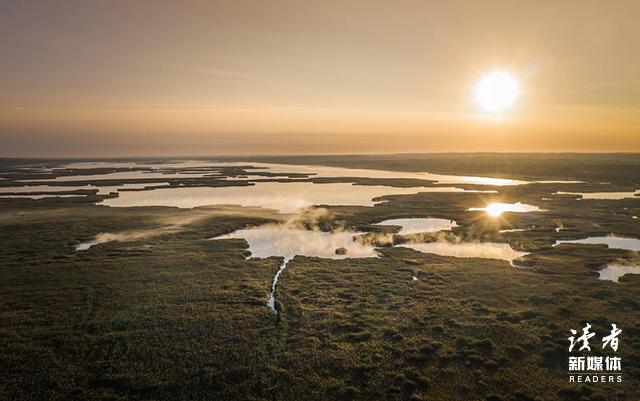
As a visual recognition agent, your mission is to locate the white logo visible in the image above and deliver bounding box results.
[567,323,622,383]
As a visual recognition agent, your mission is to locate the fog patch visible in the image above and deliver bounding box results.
[75,206,277,251]
[354,232,395,248]
[374,218,457,235]
[217,225,377,260]
[212,214,378,313]
[75,231,156,251]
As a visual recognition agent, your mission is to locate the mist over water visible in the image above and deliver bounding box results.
[52,160,637,299]
[217,225,378,260]
[2,0,640,396]
[215,224,378,312]
[74,208,247,251]
[75,231,154,251]
[375,218,457,235]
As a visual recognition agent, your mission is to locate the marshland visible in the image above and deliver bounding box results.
[1,153,639,401]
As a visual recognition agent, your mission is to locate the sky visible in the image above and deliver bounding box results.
[1,0,639,157]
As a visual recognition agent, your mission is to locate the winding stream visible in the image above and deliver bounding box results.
[215,225,378,312]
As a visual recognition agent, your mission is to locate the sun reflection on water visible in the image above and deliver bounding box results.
[469,202,544,217]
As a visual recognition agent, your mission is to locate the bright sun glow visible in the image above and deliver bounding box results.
[469,202,543,217]
[475,71,520,112]
[485,203,517,217]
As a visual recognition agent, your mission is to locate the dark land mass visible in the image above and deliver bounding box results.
[0,154,639,401]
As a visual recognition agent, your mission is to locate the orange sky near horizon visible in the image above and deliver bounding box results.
[1,1,639,156]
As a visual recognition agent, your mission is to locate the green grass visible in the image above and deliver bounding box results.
[1,155,639,400]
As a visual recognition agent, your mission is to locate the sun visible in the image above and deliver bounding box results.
[469,202,543,217]
[475,71,520,113]
[485,203,515,217]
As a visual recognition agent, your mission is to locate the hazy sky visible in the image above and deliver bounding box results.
[1,1,639,156]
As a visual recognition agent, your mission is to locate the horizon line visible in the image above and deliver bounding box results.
[3,151,640,161]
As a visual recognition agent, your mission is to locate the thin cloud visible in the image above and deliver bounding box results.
[187,67,308,90]
[190,67,265,80]
[565,80,637,95]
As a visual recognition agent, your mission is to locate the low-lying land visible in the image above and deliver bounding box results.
[1,154,639,401]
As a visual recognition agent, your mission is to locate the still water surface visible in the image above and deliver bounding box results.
[215,225,378,312]
[374,218,457,235]
[554,235,640,251]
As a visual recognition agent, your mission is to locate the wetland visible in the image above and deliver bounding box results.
[1,153,639,401]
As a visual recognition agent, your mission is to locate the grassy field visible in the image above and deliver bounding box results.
[1,155,639,401]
